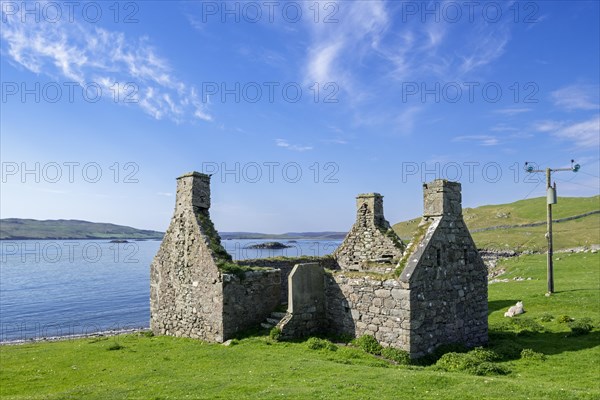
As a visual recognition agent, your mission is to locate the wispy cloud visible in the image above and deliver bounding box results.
[395,106,422,135]
[1,11,212,123]
[453,135,499,146]
[490,124,519,132]
[303,0,388,91]
[494,108,532,115]
[534,117,600,149]
[551,85,599,111]
[156,192,173,197]
[301,1,514,130]
[320,138,348,145]
[275,139,313,152]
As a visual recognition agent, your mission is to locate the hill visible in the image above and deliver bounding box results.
[0,219,346,241]
[0,219,164,240]
[392,195,600,251]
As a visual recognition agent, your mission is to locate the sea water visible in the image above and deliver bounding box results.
[0,239,339,341]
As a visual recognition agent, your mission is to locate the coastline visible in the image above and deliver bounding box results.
[0,327,148,346]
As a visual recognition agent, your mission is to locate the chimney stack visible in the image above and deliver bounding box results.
[176,172,211,211]
[422,179,462,217]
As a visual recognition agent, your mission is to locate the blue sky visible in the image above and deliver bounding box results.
[1,0,599,233]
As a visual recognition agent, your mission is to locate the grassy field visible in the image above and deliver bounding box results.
[1,252,598,399]
[392,195,600,251]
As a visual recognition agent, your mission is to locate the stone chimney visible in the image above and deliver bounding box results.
[356,193,390,229]
[334,192,403,271]
[422,179,462,218]
[176,172,211,211]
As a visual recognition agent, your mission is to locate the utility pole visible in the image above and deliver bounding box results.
[525,160,580,295]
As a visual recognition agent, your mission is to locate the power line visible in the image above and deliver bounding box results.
[554,178,600,190]
[522,179,545,200]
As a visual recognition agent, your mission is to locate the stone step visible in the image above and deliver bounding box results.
[266,317,281,325]
[270,311,287,319]
[261,322,274,329]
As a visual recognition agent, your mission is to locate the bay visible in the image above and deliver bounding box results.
[0,239,340,341]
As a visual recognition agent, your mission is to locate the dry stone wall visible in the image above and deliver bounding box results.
[326,274,411,349]
[150,173,225,341]
[223,270,281,338]
[334,193,404,272]
[399,180,488,357]
[240,256,339,302]
[150,172,280,342]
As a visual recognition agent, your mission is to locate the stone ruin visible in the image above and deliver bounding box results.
[333,193,405,272]
[150,172,488,358]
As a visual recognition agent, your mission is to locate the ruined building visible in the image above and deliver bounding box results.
[150,172,488,357]
[333,193,405,271]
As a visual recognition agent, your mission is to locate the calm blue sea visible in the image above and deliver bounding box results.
[0,239,340,342]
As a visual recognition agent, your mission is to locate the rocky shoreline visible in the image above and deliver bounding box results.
[0,327,146,346]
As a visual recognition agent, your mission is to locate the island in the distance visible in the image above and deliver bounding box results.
[246,241,292,249]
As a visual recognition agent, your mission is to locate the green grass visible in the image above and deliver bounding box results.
[1,253,598,399]
[392,195,600,250]
[473,213,600,251]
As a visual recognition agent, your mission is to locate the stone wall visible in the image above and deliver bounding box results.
[325,180,488,358]
[152,173,487,357]
[150,172,225,341]
[334,193,404,271]
[325,274,410,349]
[223,270,281,338]
[399,180,488,357]
[240,256,339,303]
[151,172,281,342]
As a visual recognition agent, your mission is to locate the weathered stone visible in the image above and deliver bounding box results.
[150,172,280,342]
[152,174,487,359]
[334,193,405,271]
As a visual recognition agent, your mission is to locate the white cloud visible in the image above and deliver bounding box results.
[533,120,565,132]
[1,11,212,123]
[303,0,388,91]
[534,117,600,149]
[453,135,500,146]
[275,139,313,152]
[301,0,514,129]
[395,106,422,135]
[490,124,519,132]
[321,138,348,145]
[306,40,345,84]
[494,108,532,115]
[551,85,599,111]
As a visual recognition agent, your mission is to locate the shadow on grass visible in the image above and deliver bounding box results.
[553,288,598,294]
[489,328,600,361]
[488,299,519,315]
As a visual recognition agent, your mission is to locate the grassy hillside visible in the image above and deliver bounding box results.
[393,195,600,251]
[1,252,598,399]
[0,219,164,240]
